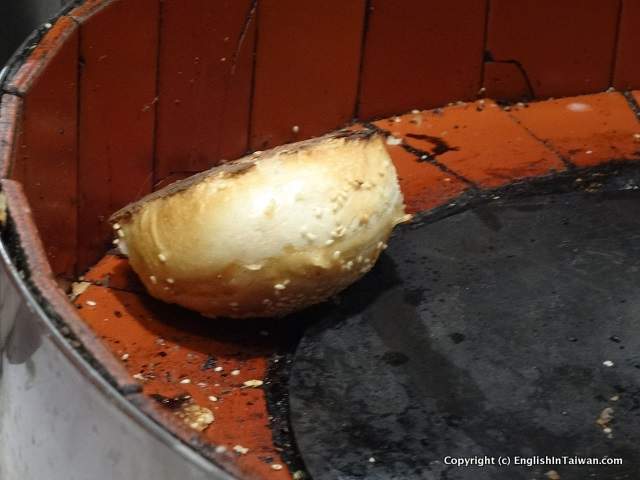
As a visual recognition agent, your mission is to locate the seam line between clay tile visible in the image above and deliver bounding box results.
[246,0,260,153]
[214,0,256,164]
[353,0,372,120]
[505,111,576,170]
[361,121,480,189]
[400,142,480,189]
[150,0,164,188]
[478,0,491,93]
[622,91,640,121]
[609,0,624,88]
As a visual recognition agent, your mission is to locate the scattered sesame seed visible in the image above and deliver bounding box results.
[86,300,97,307]
[325,239,335,246]
[392,116,401,123]
[180,378,191,384]
[333,250,341,259]
[220,57,226,62]
[166,278,175,284]
[585,150,593,154]
[262,299,272,305]
[112,239,120,245]
[369,457,376,463]
[158,253,167,262]
[215,445,227,454]
[610,395,620,401]
[332,226,346,238]
[603,427,612,434]
[44,22,52,28]
[208,396,219,402]
[411,109,420,114]
[229,302,239,307]
[112,223,121,230]
[121,353,129,361]
[245,264,263,270]
[117,229,125,238]
[243,379,264,388]
[386,136,402,146]
[233,445,249,455]
[133,373,145,381]
[149,275,157,284]
[271,464,283,471]
[293,471,306,480]
[197,382,207,387]
[545,470,561,480]
[292,125,300,133]
[274,283,286,290]
[603,360,615,367]
[597,407,614,427]
[231,369,240,376]
[214,366,223,372]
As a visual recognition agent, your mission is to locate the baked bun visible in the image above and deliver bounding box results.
[110,130,408,318]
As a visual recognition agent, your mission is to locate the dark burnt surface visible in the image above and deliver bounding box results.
[287,189,640,480]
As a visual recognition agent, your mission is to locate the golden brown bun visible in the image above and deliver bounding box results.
[110,131,408,318]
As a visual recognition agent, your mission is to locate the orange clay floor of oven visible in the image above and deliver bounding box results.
[72,91,640,480]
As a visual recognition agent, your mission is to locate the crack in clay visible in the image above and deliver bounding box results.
[231,0,257,75]
[484,51,535,99]
[405,133,459,156]
[360,121,478,188]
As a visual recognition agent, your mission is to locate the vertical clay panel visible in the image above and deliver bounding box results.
[5,17,79,278]
[613,0,640,90]
[155,0,256,180]
[73,0,159,273]
[250,0,365,150]
[487,0,620,99]
[358,0,487,120]
[0,94,22,180]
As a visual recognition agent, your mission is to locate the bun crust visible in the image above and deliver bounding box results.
[110,131,408,318]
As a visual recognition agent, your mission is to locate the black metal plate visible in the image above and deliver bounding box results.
[289,191,640,480]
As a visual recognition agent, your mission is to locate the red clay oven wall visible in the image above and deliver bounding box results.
[2,0,640,277]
